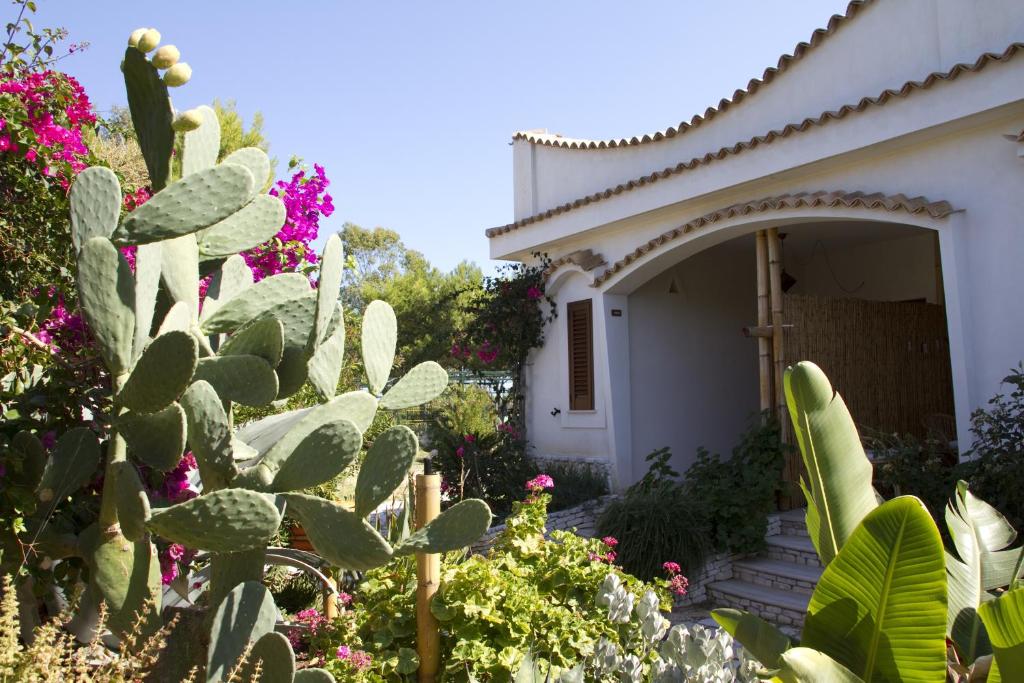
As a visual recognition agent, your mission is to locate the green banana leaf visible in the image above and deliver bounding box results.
[771,647,864,682]
[784,361,878,566]
[711,607,792,669]
[978,585,1024,680]
[801,496,947,682]
[946,481,1022,662]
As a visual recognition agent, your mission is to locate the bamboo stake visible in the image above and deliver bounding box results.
[767,229,785,421]
[324,574,338,620]
[416,462,441,683]
[756,231,773,416]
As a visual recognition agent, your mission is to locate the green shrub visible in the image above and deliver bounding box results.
[540,460,609,512]
[866,429,957,524]
[343,489,670,681]
[683,416,787,555]
[598,448,710,581]
[958,362,1024,530]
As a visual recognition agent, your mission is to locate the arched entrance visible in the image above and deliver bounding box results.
[599,204,964,489]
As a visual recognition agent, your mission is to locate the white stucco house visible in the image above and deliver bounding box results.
[487,0,1024,491]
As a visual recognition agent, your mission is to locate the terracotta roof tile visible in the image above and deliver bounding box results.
[512,0,873,150]
[542,249,607,279]
[488,43,1023,239]
[591,191,957,286]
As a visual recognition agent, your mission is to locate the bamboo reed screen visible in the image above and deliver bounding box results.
[783,295,956,440]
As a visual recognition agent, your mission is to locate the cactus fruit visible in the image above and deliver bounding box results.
[151,44,180,69]
[56,31,493,678]
[128,28,149,48]
[136,28,161,53]
[163,62,192,87]
[172,108,203,132]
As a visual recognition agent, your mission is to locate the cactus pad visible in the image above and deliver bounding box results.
[281,493,393,570]
[270,419,362,492]
[201,272,311,334]
[315,234,343,346]
[379,361,448,410]
[241,631,295,682]
[193,355,279,406]
[122,48,173,191]
[394,498,492,555]
[181,105,219,177]
[117,403,186,471]
[36,428,101,503]
[10,431,46,490]
[90,529,161,638]
[132,242,163,358]
[218,316,284,367]
[294,670,336,682]
[147,488,282,552]
[307,307,345,399]
[200,255,253,325]
[111,461,151,542]
[113,163,254,245]
[160,234,200,322]
[258,391,378,472]
[355,425,418,517]
[207,581,278,683]
[198,194,286,259]
[77,237,136,374]
[70,166,121,252]
[223,147,271,197]
[117,330,198,413]
[181,380,237,489]
[361,300,397,395]
[156,300,191,336]
[274,346,310,400]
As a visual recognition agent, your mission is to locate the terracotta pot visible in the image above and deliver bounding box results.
[288,524,315,551]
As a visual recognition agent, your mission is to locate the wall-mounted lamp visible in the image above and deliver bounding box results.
[550,407,561,417]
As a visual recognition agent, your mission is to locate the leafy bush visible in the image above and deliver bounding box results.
[600,418,786,581]
[598,448,710,580]
[541,460,610,513]
[683,416,786,555]
[343,487,676,681]
[958,363,1024,531]
[866,429,957,523]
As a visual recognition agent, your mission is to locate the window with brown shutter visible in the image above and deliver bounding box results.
[567,299,594,411]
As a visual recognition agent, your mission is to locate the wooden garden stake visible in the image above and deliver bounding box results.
[416,459,441,683]
[756,230,773,416]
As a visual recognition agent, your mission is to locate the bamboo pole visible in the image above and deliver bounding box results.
[767,228,786,424]
[756,231,773,416]
[416,462,441,683]
[323,575,338,621]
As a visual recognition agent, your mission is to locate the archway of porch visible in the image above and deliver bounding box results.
[591,204,968,489]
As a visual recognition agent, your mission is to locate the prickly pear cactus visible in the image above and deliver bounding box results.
[43,27,494,681]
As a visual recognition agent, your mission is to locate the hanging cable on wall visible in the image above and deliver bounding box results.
[790,237,865,294]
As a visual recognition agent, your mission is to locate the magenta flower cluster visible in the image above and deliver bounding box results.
[525,474,554,492]
[34,288,87,354]
[589,535,618,564]
[246,163,334,281]
[335,645,372,670]
[0,70,95,188]
[154,453,198,584]
[662,561,689,596]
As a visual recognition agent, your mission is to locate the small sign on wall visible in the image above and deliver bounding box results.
[610,309,622,317]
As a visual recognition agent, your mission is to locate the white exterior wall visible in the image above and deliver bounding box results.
[628,246,760,481]
[495,1,1024,488]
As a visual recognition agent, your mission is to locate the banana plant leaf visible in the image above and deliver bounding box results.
[978,585,1024,681]
[784,361,878,566]
[801,496,947,682]
[771,647,864,682]
[946,481,1022,662]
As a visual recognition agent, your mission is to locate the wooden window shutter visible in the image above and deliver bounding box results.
[567,299,594,411]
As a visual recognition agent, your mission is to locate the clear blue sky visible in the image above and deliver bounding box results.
[36,1,849,274]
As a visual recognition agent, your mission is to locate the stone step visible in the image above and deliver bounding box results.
[707,579,809,629]
[764,534,820,567]
[777,508,809,538]
[732,558,822,596]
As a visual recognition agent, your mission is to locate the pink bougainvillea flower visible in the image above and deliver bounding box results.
[526,285,542,300]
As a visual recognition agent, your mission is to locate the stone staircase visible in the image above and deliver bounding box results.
[706,509,819,633]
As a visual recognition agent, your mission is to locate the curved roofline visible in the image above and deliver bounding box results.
[512,0,873,150]
[487,43,1023,238]
[591,190,957,287]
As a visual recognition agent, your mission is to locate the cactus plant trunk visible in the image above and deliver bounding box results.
[98,375,129,529]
